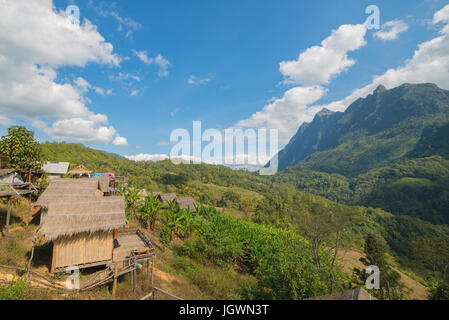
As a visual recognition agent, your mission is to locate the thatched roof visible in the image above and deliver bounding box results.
[98,177,110,193]
[39,197,126,241]
[306,288,376,300]
[158,193,177,203]
[0,168,16,177]
[42,162,70,175]
[36,179,103,207]
[177,197,196,210]
[68,165,92,175]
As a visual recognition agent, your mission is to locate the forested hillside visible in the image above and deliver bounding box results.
[40,141,449,296]
[269,84,449,224]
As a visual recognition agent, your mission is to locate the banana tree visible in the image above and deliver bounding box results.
[122,187,143,218]
[139,193,164,230]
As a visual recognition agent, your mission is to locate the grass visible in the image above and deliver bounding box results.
[392,177,436,189]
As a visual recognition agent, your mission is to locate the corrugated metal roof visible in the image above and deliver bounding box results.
[43,162,70,175]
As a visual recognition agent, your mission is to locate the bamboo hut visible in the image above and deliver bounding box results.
[68,165,92,178]
[36,179,127,272]
[158,193,177,204]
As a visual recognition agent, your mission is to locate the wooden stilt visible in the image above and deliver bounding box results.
[112,263,118,300]
[151,257,155,289]
[5,197,11,237]
[146,259,149,277]
[27,169,32,226]
[27,193,31,226]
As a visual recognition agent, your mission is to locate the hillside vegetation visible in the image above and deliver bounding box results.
[270,84,449,225]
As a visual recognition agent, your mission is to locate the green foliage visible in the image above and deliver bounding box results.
[0,278,29,300]
[429,282,449,300]
[138,193,164,230]
[121,187,143,218]
[0,126,44,175]
[178,205,349,299]
[0,235,28,266]
[357,234,405,300]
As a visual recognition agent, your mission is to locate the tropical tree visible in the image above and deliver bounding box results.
[0,126,44,181]
[121,187,143,218]
[164,200,186,240]
[139,193,164,230]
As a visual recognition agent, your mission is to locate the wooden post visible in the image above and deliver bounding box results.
[112,263,118,300]
[5,197,11,237]
[146,259,149,277]
[27,192,31,226]
[133,267,137,293]
[27,169,31,225]
[151,257,155,290]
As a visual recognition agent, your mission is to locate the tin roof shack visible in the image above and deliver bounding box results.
[0,169,17,186]
[36,179,126,272]
[42,162,70,180]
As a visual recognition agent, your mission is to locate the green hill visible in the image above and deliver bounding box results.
[269,84,449,224]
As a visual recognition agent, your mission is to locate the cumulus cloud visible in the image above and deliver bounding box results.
[235,86,326,143]
[375,20,409,41]
[234,24,368,144]
[316,4,449,113]
[112,136,128,146]
[133,50,171,77]
[279,24,367,86]
[0,0,126,145]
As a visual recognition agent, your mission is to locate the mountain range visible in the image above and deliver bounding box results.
[270,83,449,224]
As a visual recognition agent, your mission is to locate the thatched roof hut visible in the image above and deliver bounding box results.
[36,178,127,272]
[39,197,126,241]
[68,165,92,176]
[36,179,103,207]
[177,197,197,210]
[158,193,177,203]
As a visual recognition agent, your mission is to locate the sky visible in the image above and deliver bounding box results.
[1,0,449,167]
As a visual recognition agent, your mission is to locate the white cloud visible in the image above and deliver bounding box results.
[126,154,170,162]
[130,90,140,97]
[0,0,126,145]
[235,86,326,143]
[110,72,142,82]
[38,116,117,144]
[133,50,171,77]
[88,0,141,38]
[112,136,128,146]
[279,24,367,86]
[316,4,449,113]
[375,20,409,41]
[188,75,212,85]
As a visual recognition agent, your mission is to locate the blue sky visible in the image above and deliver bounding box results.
[1,0,449,165]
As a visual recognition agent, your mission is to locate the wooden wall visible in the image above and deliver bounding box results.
[52,231,113,272]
